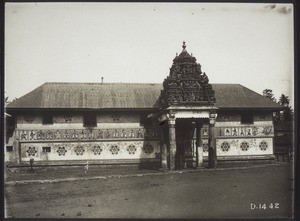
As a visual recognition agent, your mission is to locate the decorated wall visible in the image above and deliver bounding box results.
[20,140,160,162]
[7,111,276,165]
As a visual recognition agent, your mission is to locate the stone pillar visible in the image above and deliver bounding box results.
[192,126,197,168]
[168,118,176,170]
[196,126,203,167]
[160,125,168,170]
[14,130,21,165]
[208,123,217,168]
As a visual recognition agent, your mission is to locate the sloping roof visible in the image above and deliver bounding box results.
[6,82,282,110]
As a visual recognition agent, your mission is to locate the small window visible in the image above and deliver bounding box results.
[6,146,13,152]
[84,114,97,127]
[140,114,153,126]
[42,146,51,152]
[43,115,53,125]
[241,113,254,124]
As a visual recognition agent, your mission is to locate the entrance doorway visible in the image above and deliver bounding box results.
[175,118,198,170]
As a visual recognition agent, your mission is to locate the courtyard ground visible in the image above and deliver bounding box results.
[4,162,294,219]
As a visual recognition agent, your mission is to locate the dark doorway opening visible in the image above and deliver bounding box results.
[175,118,198,170]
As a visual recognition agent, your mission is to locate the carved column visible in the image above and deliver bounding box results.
[168,117,176,170]
[208,122,217,168]
[160,125,168,170]
[196,125,203,167]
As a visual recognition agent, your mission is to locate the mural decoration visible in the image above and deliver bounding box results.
[46,131,53,140]
[63,115,72,122]
[120,129,127,138]
[259,141,268,151]
[232,128,238,136]
[54,131,61,139]
[110,145,120,155]
[93,145,103,155]
[262,126,273,135]
[29,131,36,140]
[20,140,159,162]
[19,128,159,141]
[137,129,143,138]
[75,146,85,155]
[239,128,245,136]
[203,141,209,152]
[202,127,209,138]
[215,126,274,138]
[20,131,28,140]
[143,144,154,154]
[26,146,37,156]
[221,142,230,151]
[249,139,257,148]
[113,130,119,138]
[57,146,67,156]
[128,130,135,138]
[240,142,249,151]
[252,127,258,136]
[127,144,137,155]
[230,139,239,148]
[37,130,45,140]
[246,127,252,136]
[224,128,231,136]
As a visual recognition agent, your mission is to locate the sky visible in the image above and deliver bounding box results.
[5,2,294,106]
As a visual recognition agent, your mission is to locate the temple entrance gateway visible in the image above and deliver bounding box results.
[158,42,218,170]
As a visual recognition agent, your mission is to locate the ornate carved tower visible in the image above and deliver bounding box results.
[159,41,216,110]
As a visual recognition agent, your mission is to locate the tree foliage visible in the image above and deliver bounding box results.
[262,90,293,123]
[262,89,277,102]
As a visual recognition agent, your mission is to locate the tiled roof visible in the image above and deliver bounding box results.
[6,82,282,110]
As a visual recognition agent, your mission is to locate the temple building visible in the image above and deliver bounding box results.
[5,43,282,169]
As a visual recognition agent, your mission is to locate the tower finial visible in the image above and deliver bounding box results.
[182,41,186,50]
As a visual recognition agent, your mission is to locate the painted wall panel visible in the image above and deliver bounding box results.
[20,140,160,162]
[216,138,273,156]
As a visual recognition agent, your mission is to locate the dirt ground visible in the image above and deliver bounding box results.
[5,163,294,219]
